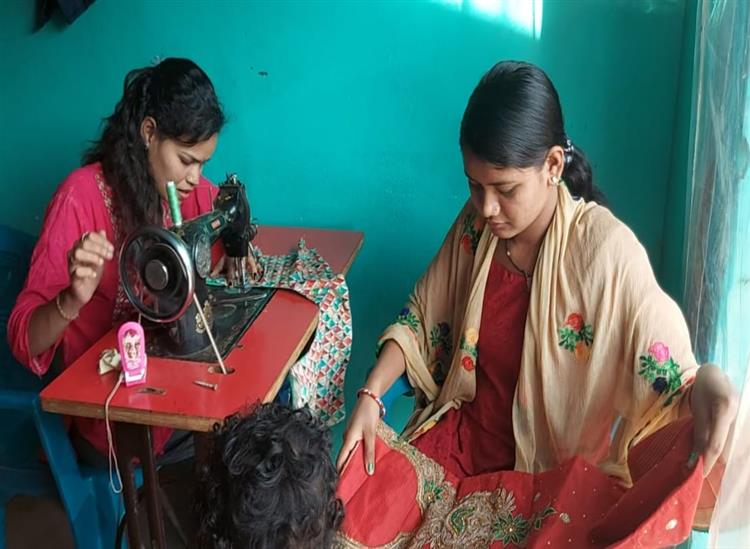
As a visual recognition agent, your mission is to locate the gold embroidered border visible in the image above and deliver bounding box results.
[334,530,412,549]
[94,171,133,323]
[335,422,561,549]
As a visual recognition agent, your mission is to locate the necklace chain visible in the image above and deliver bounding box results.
[504,239,532,288]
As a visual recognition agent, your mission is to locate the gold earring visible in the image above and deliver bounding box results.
[550,176,561,186]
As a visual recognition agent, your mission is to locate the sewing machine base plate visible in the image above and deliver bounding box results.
[145,286,275,362]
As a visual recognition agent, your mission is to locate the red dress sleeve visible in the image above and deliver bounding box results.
[184,176,219,217]
[8,179,87,375]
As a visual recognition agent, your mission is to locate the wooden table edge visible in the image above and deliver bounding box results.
[340,231,364,275]
[40,398,219,431]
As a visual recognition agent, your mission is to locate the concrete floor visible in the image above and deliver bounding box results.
[4,460,196,549]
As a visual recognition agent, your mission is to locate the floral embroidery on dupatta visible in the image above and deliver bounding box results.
[429,322,452,385]
[638,342,683,405]
[397,307,421,334]
[459,328,479,371]
[460,212,482,255]
[558,312,594,363]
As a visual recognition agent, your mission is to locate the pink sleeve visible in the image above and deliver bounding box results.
[7,178,90,376]
[191,177,219,217]
[202,176,219,213]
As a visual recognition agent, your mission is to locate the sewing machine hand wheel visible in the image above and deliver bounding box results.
[119,227,195,323]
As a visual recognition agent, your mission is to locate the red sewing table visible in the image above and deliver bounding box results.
[40,226,363,549]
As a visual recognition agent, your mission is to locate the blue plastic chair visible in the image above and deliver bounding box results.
[0,225,122,549]
[381,373,412,424]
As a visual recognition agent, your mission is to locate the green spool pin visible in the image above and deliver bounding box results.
[166,181,183,227]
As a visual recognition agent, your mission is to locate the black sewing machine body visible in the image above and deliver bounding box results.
[149,283,273,362]
[119,174,273,361]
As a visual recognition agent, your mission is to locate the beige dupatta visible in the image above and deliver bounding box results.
[380,184,699,483]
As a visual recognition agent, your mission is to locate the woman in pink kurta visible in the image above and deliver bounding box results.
[7,58,226,459]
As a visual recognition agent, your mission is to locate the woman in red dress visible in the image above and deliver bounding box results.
[335,61,736,548]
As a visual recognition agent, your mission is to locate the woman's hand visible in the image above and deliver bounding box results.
[65,230,114,313]
[337,393,381,476]
[210,250,260,285]
[688,363,738,476]
[337,342,408,477]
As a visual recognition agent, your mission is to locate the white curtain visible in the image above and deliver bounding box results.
[683,0,750,546]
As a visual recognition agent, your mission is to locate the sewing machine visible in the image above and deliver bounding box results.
[119,174,274,362]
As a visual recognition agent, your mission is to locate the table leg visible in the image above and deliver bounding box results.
[114,422,167,549]
[193,431,214,469]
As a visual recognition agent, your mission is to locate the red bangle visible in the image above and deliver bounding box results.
[357,388,386,418]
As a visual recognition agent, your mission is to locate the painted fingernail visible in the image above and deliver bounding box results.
[366,462,374,475]
[687,451,699,468]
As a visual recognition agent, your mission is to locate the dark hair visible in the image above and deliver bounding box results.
[83,57,225,234]
[194,403,344,549]
[460,61,605,203]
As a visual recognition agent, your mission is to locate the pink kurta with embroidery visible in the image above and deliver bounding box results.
[8,162,217,456]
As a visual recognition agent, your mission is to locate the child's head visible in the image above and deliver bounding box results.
[195,403,344,548]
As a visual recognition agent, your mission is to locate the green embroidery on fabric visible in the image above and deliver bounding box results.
[558,313,594,363]
[429,322,452,353]
[579,324,594,345]
[459,328,479,371]
[558,313,593,351]
[423,479,446,504]
[448,505,476,535]
[638,342,683,404]
[492,513,530,545]
[396,307,420,333]
[460,212,481,255]
[429,322,453,383]
[491,503,556,546]
[558,327,578,351]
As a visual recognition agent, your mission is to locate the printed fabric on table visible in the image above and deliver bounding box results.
[254,239,351,426]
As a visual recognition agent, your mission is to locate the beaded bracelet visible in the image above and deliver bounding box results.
[357,388,386,418]
[55,292,78,322]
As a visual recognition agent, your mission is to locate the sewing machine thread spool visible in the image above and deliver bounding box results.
[166,181,183,227]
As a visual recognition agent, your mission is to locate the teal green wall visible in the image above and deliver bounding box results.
[0,0,689,442]
[660,0,699,303]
